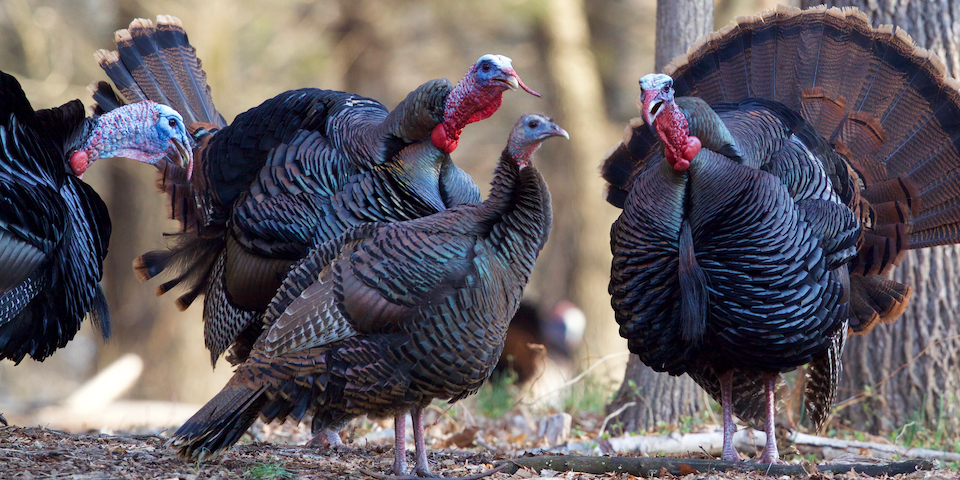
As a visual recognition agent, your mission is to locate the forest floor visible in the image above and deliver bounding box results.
[1,408,956,480]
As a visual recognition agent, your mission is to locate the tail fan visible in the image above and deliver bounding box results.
[170,382,267,461]
[661,5,960,275]
[96,16,225,129]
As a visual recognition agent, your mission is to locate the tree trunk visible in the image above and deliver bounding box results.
[604,0,713,432]
[537,0,627,382]
[799,0,960,436]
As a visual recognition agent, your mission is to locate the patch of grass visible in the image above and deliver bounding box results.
[245,462,293,479]
[562,373,616,416]
[475,370,519,419]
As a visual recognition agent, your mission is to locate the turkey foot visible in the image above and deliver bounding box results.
[360,463,509,480]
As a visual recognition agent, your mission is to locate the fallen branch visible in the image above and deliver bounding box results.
[517,428,960,463]
[498,454,937,477]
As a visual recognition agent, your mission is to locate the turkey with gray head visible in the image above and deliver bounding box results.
[603,5,960,463]
[89,16,542,377]
[0,70,191,425]
[169,114,564,477]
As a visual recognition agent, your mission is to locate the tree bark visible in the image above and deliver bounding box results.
[796,0,960,435]
[604,0,713,433]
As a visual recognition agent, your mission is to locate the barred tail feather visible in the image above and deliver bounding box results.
[170,383,267,461]
[804,324,846,432]
[97,16,224,128]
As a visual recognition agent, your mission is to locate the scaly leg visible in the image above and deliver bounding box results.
[718,370,740,462]
[411,404,434,477]
[758,372,781,463]
[391,413,408,476]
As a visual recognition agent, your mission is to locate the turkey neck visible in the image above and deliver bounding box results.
[471,150,552,272]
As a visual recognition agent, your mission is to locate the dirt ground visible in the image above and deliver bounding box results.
[0,424,955,480]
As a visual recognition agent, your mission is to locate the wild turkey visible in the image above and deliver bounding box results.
[0,71,191,425]
[169,114,564,476]
[90,16,541,372]
[603,5,960,463]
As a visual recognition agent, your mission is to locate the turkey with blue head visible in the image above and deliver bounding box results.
[603,5,960,462]
[0,70,191,425]
[168,114,565,477]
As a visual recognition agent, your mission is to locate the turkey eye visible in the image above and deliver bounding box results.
[528,120,539,129]
[168,118,178,127]
[481,62,491,73]
[661,85,670,93]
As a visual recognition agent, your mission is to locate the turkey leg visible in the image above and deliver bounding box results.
[412,404,433,477]
[391,413,409,476]
[758,372,781,463]
[718,370,739,461]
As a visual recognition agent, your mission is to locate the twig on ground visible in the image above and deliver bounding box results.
[497,454,936,477]
[360,462,509,480]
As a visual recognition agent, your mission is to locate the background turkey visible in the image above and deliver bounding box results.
[491,300,585,409]
[89,16,542,374]
[0,70,191,425]
[603,5,960,462]
[169,114,564,476]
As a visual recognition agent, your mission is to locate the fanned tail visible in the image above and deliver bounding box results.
[661,5,960,276]
[170,381,267,461]
[95,16,224,128]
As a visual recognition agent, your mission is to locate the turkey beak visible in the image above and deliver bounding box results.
[641,90,663,128]
[500,68,541,97]
[548,126,570,140]
[170,139,195,180]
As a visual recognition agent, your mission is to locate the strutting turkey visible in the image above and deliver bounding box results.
[89,17,542,377]
[0,71,191,425]
[603,5,960,463]
[169,114,564,477]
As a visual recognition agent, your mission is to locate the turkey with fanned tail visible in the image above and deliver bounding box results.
[169,114,564,477]
[88,16,542,375]
[0,70,191,425]
[603,5,960,463]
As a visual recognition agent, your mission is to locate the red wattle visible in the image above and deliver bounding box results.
[70,150,89,176]
[682,136,701,161]
[431,124,458,154]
